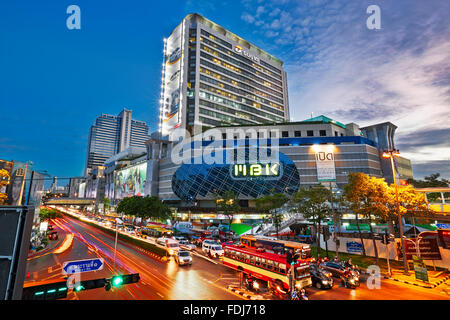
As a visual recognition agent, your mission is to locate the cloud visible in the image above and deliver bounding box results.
[241,12,255,24]
[240,0,450,178]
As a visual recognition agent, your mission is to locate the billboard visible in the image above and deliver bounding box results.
[162,22,185,138]
[313,145,336,182]
[0,160,14,205]
[114,163,147,199]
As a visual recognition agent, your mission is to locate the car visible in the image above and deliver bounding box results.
[320,261,346,278]
[174,250,192,265]
[157,237,180,255]
[202,242,224,258]
[309,264,334,289]
[179,240,196,251]
[48,230,58,240]
[172,236,186,241]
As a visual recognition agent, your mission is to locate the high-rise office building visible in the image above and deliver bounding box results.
[159,13,290,140]
[85,109,150,175]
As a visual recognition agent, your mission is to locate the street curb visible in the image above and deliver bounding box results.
[385,273,450,289]
[226,285,263,300]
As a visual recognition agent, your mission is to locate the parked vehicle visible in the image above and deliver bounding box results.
[179,240,196,251]
[157,237,180,256]
[202,242,224,258]
[309,264,333,289]
[174,250,192,265]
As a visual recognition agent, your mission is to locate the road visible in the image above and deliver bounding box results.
[25,215,243,300]
[25,213,450,300]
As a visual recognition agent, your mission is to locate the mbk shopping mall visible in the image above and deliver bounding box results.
[75,14,413,224]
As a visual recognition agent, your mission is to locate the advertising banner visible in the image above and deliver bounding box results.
[114,163,147,199]
[399,237,442,260]
[0,160,13,204]
[162,23,184,137]
[314,146,336,182]
[346,241,364,253]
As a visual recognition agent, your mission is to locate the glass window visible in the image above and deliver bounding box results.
[255,257,261,266]
[294,131,301,137]
[261,258,266,268]
[282,131,289,137]
[266,259,273,270]
[307,130,314,137]
[320,130,327,136]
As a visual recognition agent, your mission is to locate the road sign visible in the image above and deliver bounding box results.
[62,258,104,275]
[412,256,429,282]
[436,223,450,230]
[403,238,442,260]
[346,241,363,253]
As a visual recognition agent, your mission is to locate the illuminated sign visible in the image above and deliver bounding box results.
[313,145,336,182]
[231,163,280,178]
[234,45,260,63]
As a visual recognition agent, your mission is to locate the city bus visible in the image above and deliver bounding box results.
[222,244,312,290]
[240,235,312,260]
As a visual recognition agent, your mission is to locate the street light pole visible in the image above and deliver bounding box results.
[18,161,32,206]
[384,149,409,274]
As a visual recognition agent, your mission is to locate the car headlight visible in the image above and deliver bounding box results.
[349,279,355,284]
[169,249,174,255]
[322,280,328,285]
[253,282,259,289]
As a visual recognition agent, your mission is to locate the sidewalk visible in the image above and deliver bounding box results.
[385,269,450,289]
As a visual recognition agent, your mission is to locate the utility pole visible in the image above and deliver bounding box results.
[383,149,409,274]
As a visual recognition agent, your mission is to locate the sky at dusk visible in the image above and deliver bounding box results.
[1,0,449,183]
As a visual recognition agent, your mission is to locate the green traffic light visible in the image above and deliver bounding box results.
[75,285,84,292]
[112,276,123,287]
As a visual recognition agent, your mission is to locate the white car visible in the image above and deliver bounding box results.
[202,243,224,258]
[179,240,196,251]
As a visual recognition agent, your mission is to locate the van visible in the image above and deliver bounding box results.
[157,237,179,255]
[202,242,224,258]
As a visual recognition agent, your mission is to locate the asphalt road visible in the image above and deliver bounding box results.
[25,215,243,300]
[24,214,450,300]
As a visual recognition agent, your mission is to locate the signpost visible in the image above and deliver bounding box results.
[62,258,104,275]
[346,241,363,254]
[412,255,429,282]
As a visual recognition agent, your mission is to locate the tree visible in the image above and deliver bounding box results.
[39,207,62,221]
[407,173,449,202]
[291,185,331,256]
[255,191,289,238]
[344,173,390,265]
[100,196,111,215]
[116,196,172,222]
[386,184,434,229]
[215,190,241,237]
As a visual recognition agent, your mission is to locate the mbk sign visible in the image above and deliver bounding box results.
[313,145,337,182]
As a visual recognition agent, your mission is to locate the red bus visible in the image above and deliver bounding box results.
[240,235,312,261]
[223,244,312,290]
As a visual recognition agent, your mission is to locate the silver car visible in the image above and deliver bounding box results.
[175,250,192,266]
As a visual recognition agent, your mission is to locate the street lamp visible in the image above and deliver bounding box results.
[382,149,409,274]
[18,161,33,206]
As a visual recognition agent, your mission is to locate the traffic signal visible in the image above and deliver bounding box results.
[22,280,68,300]
[106,273,140,291]
[73,278,107,292]
[322,226,331,241]
[286,250,293,265]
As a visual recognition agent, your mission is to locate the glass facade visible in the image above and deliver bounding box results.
[171,149,300,200]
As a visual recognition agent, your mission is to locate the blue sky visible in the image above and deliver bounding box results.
[1,0,449,182]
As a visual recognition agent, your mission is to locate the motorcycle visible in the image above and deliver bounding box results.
[340,272,360,289]
[291,287,308,300]
[244,277,260,293]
